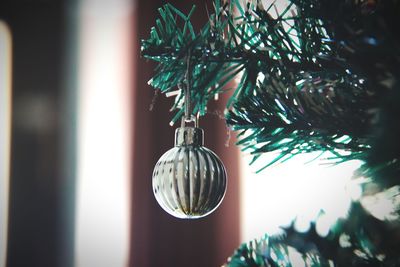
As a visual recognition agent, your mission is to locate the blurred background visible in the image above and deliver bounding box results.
[0,0,362,266]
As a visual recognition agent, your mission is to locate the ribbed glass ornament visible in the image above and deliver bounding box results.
[152,126,227,219]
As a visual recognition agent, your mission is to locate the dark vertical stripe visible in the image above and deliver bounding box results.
[169,148,181,215]
[213,150,226,207]
[158,150,175,213]
[202,149,217,212]
[196,148,206,212]
[173,147,185,216]
[153,154,163,208]
[191,148,201,213]
[183,147,190,214]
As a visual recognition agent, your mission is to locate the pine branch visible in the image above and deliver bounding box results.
[226,66,373,170]
[142,1,400,266]
[141,0,398,166]
[224,202,400,267]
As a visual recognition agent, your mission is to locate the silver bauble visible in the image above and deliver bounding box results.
[152,126,227,219]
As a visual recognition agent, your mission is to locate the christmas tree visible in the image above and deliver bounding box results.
[141,0,400,266]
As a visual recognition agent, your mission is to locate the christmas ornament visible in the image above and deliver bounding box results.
[152,54,227,219]
[152,117,227,219]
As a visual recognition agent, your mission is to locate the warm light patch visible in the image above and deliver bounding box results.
[240,151,363,241]
[361,185,400,221]
[0,20,12,267]
[74,1,132,267]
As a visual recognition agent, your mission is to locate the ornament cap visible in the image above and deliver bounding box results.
[175,127,204,146]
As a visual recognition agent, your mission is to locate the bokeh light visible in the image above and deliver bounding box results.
[240,151,363,241]
[0,20,12,267]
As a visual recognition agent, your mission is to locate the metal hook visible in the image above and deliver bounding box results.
[180,114,198,128]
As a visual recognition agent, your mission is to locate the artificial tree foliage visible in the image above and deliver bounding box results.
[141,0,400,266]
